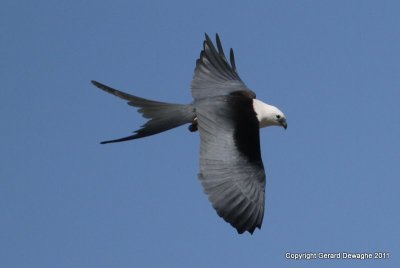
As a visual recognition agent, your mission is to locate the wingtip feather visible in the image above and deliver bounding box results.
[229,48,237,72]
[215,33,225,56]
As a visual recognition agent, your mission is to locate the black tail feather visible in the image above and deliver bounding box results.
[92,80,195,144]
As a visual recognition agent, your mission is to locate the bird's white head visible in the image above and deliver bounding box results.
[253,99,287,129]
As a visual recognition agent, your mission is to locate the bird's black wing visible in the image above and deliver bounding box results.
[196,93,266,234]
[191,34,256,100]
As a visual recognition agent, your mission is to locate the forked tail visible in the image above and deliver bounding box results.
[91,80,195,144]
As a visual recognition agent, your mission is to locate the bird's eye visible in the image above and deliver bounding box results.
[276,115,281,119]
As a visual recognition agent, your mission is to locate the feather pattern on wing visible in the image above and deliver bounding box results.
[191,34,256,100]
[196,94,266,234]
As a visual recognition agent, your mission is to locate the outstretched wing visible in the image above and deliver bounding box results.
[196,93,266,234]
[191,34,256,100]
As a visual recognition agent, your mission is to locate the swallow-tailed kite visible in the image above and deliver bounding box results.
[92,34,287,234]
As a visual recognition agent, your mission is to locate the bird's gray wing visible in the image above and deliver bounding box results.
[196,93,266,234]
[191,34,256,100]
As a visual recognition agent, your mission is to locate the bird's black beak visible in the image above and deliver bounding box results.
[279,118,287,129]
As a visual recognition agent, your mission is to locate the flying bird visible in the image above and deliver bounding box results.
[92,34,287,234]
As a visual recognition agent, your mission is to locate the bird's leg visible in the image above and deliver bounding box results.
[188,117,198,132]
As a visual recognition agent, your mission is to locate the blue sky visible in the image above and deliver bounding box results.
[1,1,399,267]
